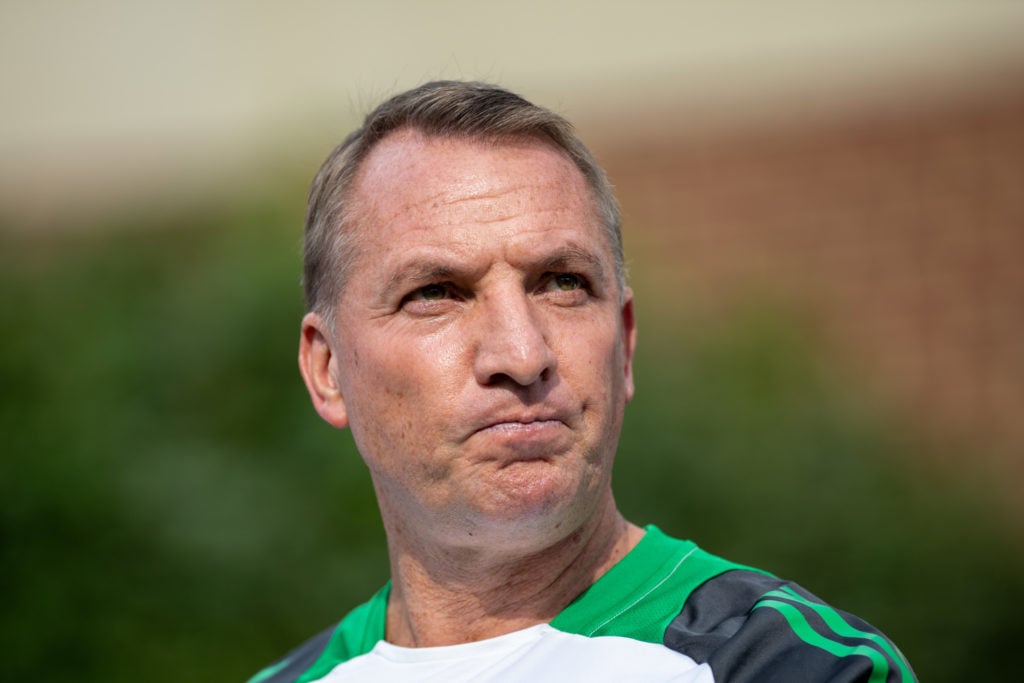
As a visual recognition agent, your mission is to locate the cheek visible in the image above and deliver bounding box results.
[558,320,624,380]
[349,348,418,428]
[343,331,464,444]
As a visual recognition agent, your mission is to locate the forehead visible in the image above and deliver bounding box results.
[345,129,602,257]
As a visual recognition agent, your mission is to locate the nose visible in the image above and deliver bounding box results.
[472,291,557,388]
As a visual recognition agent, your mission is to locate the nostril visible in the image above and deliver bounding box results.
[478,348,555,389]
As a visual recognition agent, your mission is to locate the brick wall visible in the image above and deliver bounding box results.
[597,89,1024,482]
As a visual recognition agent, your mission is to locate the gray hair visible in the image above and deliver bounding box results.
[303,80,624,319]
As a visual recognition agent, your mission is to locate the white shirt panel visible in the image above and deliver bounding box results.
[315,623,713,682]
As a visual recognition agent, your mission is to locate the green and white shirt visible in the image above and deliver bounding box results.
[250,526,915,682]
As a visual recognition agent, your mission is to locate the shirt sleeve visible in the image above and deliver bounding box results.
[663,570,916,682]
[247,623,337,683]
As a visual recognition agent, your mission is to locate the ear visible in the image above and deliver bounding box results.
[298,312,350,428]
[620,288,638,403]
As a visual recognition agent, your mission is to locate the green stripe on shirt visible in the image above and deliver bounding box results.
[754,598,891,683]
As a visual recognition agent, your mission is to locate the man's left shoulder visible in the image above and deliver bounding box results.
[665,568,917,682]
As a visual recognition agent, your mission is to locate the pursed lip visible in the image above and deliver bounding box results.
[461,405,577,465]
[469,408,572,438]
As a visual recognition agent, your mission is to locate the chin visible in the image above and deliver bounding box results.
[462,469,594,544]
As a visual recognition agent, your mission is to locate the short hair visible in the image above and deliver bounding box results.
[303,80,624,319]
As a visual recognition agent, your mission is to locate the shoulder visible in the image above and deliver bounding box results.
[247,585,389,683]
[552,525,751,643]
[665,568,917,682]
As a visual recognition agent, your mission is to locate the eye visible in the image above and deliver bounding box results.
[402,282,459,308]
[416,283,449,301]
[551,273,584,291]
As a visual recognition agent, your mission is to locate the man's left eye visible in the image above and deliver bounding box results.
[551,273,583,291]
[417,283,449,300]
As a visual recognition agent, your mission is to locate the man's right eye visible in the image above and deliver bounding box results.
[404,283,452,303]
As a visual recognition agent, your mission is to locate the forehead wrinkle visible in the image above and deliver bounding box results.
[409,178,582,230]
[349,182,520,237]
[437,178,562,205]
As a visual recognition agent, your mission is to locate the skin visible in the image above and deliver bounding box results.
[298,129,641,647]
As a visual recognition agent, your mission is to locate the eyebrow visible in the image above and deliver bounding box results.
[381,243,609,297]
[535,245,607,283]
[383,262,467,297]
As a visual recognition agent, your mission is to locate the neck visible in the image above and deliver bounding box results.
[382,502,643,647]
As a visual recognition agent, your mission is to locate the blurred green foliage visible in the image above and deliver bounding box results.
[2,194,1021,682]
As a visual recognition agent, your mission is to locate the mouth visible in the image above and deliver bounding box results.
[474,410,568,434]
[477,418,564,438]
[469,413,571,461]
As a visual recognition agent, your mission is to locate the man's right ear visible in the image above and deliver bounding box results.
[298,312,349,429]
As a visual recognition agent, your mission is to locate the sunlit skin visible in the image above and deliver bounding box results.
[298,129,641,646]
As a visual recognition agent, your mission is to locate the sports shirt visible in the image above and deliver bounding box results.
[250,526,915,682]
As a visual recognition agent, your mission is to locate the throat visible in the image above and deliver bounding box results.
[383,511,643,647]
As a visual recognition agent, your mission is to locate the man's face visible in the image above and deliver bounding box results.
[302,129,636,549]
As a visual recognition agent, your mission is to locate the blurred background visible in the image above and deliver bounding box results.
[3,2,1023,681]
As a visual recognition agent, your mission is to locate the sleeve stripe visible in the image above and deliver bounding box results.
[766,587,914,681]
[754,599,891,682]
[247,659,290,683]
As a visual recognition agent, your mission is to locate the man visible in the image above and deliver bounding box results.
[251,81,915,682]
